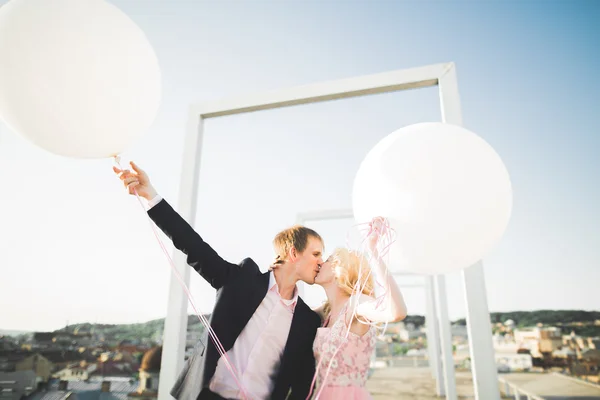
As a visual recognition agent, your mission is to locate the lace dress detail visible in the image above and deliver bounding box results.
[311,303,376,399]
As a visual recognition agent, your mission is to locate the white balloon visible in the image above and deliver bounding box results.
[0,0,161,158]
[352,122,512,275]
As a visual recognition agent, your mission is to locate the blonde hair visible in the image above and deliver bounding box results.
[272,225,323,265]
[323,248,374,316]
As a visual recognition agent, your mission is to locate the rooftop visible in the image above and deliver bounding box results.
[365,365,600,399]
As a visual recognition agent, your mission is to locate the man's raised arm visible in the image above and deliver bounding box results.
[114,161,240,289]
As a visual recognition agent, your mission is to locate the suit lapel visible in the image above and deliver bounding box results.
[281,297,309,361]
[202,268,270,387]
[233,271,270,341]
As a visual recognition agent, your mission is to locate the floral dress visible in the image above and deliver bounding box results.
[311,303,377,399]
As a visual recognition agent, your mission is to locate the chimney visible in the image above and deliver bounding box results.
[101,381,111,392]
[58,380,68,391]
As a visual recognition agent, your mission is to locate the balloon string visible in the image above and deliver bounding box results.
[113,156,249,400]
[359,218,396,323]
[306,301,355,400]
[307,218,396,399]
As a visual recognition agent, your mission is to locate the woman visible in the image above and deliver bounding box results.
[274,219,408,399]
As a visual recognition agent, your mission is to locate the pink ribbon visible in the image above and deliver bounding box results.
[306,217,396,399]
[114,156,249,400]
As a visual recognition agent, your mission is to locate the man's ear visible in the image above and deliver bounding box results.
[288,247,298,262]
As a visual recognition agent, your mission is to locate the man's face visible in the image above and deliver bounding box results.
[293,236,323,285]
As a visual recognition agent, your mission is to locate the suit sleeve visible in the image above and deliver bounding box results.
[291,353,316,400]
[147,199,240,289]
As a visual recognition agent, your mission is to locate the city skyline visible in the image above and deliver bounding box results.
[0,0,598,332]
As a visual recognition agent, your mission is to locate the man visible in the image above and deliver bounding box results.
[114,161,323,400]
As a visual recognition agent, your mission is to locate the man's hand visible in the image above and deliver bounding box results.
[113,161,158,201]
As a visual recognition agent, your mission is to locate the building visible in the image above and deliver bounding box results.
[513,326,562,358]
[0,336,18,351]
[0,351,53,383]
[31,333,55,349]
[398,323,427,342]
[40,349,97,372]
[53,362,98,381]
[35,378,139,400]
[451,324,469,344]
[14,353,53,382]
[495,353,533,372]
[128,346,162,399]
[0,370,37,400]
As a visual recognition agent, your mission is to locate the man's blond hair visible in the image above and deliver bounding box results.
[272,225,323,264]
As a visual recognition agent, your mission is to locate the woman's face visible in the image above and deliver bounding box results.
[314,255,336,286]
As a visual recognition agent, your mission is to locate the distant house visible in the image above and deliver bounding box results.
[53,362,98,381]
[555,346,577,356]
[568,349,600,377]
[406,348,428,357]
[93,360,136,378]
[0,370,37,400]
[53,332,77,347]
[495,353,533,372]
[0,336,18,351]
[513,326,562,357]
[15,353,53,382]
[581,348,600,362]
[451,324,469,344]
[72,330,95,348]
[128,346,162,399]
[0,351,22,371]
[39,349,97,372]
[31,332,55,349]
[398,323,426,342]
[35,347,162,400]
[0,351,52,382]
[36,378,139,400]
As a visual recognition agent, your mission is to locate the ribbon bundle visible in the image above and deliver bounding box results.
[306,217,396,399]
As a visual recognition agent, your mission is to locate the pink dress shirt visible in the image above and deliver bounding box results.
[208,272,297,399]
[148,195,297,399]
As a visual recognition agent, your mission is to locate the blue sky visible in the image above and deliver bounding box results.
[0,0,598,331]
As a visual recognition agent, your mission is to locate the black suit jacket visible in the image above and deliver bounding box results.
[148,199,321,400]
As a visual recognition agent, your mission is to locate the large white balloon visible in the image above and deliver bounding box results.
[353,122,512,275]
[0,0,161,158]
